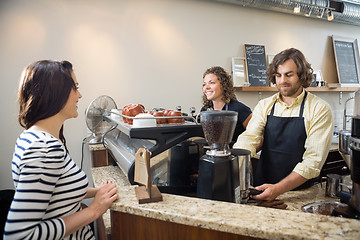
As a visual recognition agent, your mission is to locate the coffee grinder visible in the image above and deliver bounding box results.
[197,110,239,202]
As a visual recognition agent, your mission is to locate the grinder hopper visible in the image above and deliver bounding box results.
[200,110,237,156]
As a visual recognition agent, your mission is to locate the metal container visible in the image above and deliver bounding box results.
[326,174,344,198]
[339,130,352,155]
[231,149,252,204]
[339,129,352,168]
[301,200,348,215]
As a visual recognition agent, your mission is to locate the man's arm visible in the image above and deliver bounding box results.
[234,99,270,156]
[293,99,334,179]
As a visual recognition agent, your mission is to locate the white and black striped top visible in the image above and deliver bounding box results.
[4,130,94,240]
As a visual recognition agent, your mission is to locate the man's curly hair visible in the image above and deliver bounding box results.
[267,48,314,88]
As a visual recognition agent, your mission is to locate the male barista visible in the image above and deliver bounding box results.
[234,48,334,201]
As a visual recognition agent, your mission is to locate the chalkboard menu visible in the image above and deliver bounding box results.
[332,36,360,86]
[244,44,269,86]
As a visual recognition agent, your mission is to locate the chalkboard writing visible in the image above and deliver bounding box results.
[244,44,269,86]
[332,36,360,86]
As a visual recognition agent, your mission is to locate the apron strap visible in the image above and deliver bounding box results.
[269,100,276,116]
[298,91,308,117]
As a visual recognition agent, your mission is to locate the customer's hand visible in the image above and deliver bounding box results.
[89,181,118,217]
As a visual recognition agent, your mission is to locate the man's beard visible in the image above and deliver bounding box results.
[277,83,302,97]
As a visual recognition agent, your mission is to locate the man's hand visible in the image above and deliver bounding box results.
[251,171,308,201]
[250,184,280,201]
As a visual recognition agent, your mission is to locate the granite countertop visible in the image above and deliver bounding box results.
[92,166,360,240]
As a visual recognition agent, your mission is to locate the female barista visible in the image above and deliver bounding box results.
[201,66,252,146]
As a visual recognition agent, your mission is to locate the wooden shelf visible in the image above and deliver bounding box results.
[235,86,359,92]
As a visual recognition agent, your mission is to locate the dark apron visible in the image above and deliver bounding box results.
[254,91,316,190]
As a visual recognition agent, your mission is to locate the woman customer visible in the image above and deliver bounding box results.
[4,60,118,240]
[201,66,252,146]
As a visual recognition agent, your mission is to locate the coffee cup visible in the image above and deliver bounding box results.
[126,104,145,125]
[132,113,156,128]
[168,110,185,123]
[152,111,167,124]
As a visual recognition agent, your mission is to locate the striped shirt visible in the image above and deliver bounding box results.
[234,90,334,179]
[4,130,94,240]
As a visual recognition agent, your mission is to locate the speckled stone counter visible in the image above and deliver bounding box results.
[92,166,360,240]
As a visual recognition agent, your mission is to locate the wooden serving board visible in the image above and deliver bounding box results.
[134,147,163,204]
[135,185,163,204]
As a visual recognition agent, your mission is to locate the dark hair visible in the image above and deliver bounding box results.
[267,48,314,88]
[202,66,237,108]
[18,60,75,149]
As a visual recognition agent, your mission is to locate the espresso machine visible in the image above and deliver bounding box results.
[335,91,360,219]
[347,90,360,218]
[197,110,252,203]
[348,125,360,218]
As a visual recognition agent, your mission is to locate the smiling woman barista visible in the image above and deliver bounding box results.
[201,66,252,147]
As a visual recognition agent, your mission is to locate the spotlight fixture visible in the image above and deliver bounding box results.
[316,8,324,18]
[327,10,334,21]
[294,4,300,13]
[304,6,312,17]
[291,0,335,21]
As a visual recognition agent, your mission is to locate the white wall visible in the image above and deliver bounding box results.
[1,0,359,189]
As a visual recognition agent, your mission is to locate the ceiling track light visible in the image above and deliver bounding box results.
[327,10,334,21]
[290,0,335,21]
[294,4,300,13]
[316,8,324,18]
